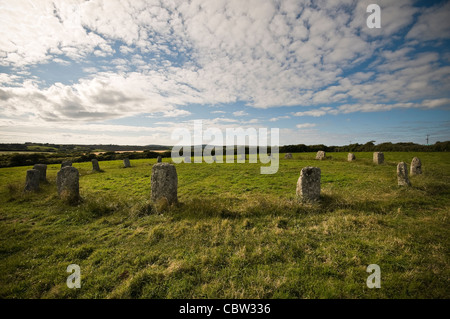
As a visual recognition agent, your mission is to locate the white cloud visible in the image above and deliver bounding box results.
[269,116,290,122]
[406,1,450,41]
[0,0,449,146]
[233,111,249,117]
[147,109,192,118]
[293,107,334,117]
[296,123,317,129]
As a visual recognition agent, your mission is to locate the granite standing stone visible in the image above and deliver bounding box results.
[397,162,411,186]
[61,161,72,168]
[316,151,326,160]
[373,152,384,164]
[24,169,40,192]
[348,153,356,161]
[157,156,162,163]
[284,153,293,159]
[123,158,131,168]
[33,164,47,182]
[151,163,178,204]
[410,157,422,175]
[296,167,321,202]
[57,166,80,202]
[92,159,100,171]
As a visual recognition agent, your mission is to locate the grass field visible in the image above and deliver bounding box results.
[0,152,449,298]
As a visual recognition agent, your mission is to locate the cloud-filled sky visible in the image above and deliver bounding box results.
[1,0,449,146]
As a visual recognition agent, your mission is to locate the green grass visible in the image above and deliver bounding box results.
[0,152,449,298]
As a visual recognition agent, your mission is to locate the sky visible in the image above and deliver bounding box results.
[0,0,450,146]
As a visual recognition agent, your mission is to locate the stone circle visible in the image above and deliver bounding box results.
[57,166,80,202]
[151,163,178,205]
[296,167,321,202]
[410,157,422,175]
[24,169,40,192]
[373,152,384,164]
[92,159,100,171]
[397,162,411,186]
[316,151,326,160]
[33,164,47,182]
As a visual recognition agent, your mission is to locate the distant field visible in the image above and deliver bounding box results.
[92,150,169,155]
[0,151,53,155]
[0,152,449,298]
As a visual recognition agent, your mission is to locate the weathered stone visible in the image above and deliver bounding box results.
[151,163,178,204]
[57,166,80,202]
[373,152,384,164]
[157,156,162,163]
[33,164,47,181]
[348,153,356,161]
[284,153,293,159]
[410,157,422,175]
[397,162,411,186]
[92,159,100,171]
[61,161,72,168]
[123,158,131,168]
[316,151,326,160]
[296,167,321,202]
[24,169,40,192]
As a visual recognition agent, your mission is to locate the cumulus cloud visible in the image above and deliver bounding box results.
[233,111,249,117]
[0,0,449,145]
[269,116,290,122]
[293,107,334,117]
[296,123,317,129]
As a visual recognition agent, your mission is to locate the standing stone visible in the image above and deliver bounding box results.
[348,153,356,161]
[61,161,72,168]
[151,163,178,204]
[157,156,162,163]
[24,169,40,192]
[123,158,131,168]
[57,166,80,203]
[316,151,326,160]
[284,153,293,159]
[410,157,422,175]
[92,159,100,171]
[397,162,411,186]
[33,164,47,182]
[373,152,384,164]
[296,167,321,202]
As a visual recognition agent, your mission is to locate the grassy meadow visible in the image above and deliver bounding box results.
[0,152,449,298]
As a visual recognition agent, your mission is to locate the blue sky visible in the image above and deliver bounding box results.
[0,0,449,146]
